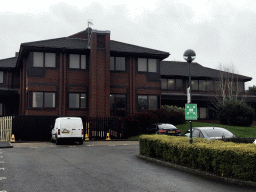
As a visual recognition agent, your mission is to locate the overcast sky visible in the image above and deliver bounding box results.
[1,0,256,89]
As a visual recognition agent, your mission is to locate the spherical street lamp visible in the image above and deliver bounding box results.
[183,49,196,144]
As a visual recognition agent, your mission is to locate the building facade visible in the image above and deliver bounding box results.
[0,28,253,119]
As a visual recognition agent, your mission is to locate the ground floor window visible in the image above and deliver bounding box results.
[138,95,158,110]
[69,93,86,109]
[32,92,55,108]
[110,94,126,116]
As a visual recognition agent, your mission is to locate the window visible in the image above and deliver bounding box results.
[69,54,86,69]
[161,79,167,89]
[199,80,207,91]
[191,80,199,90]
[138,58,157,72]
[110,57,125,71]
[110,94,126,116]
[69,93,86,109]
[0,71,3,83]
[206,80,214,91]
[32,92,55,108]
[161,79,183,90]
[33,52,56,67]
[138,95,158,110]
[199,108,207,119]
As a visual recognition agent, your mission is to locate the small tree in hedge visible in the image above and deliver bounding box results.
[216,98,254,126]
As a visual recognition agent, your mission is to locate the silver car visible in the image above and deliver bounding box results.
[185,127,235,140]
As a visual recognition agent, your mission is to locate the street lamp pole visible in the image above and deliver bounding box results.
[183,49,196,144]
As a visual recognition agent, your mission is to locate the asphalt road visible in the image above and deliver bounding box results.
[0,141,255,192]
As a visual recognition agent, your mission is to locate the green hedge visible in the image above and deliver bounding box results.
[140,135,256,181]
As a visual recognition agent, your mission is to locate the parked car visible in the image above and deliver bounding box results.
[184,127,236,140]
[51,117,84,145]
[146,123,181,136]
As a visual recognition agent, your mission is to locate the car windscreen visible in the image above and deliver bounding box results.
[203,129,233,138]
[158,124,177,129]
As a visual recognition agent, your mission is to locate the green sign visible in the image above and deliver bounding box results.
[185,104,197,120]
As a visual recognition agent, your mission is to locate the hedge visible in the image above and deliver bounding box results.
[140,135,256,182]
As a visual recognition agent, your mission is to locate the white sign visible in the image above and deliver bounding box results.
[187,87,191,103]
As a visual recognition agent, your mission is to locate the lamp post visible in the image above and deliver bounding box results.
[183,49,196,144]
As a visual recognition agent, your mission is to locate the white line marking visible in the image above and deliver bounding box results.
[0,177,6,180]
[0,156,3,158]
[0,161,4,163]
[86,145,94,146]
[0,168,4,170]
[108,145,116,146]
[0,190,7,192]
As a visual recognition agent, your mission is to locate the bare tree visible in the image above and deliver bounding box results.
[215,63,242,103]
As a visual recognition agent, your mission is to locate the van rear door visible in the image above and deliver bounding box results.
[59,118,83,138]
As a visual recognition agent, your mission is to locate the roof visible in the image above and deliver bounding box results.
[0,57,17,68]
[110,40,169,58]
[21,37,89,50]
[160,61,252,81]
[20,31,169,58]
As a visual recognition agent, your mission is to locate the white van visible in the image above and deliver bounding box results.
[51,117,84,145]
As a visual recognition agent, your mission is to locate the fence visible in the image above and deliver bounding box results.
[82,117,127,140]
[12,115,129,141]
[0,116,13,141]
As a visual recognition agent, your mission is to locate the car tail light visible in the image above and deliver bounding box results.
[176,130,181,133]
[58,129,60,135]
[82,129,84,135]
[159,130,166,133]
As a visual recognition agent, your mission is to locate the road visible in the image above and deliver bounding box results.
[0,141,255,192]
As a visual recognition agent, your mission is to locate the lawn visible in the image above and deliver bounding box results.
[176,121,256,138]
[128,121,256,140]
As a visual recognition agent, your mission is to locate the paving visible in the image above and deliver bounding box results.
[0,141,13,148]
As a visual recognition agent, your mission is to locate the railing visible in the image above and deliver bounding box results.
[0,116,13,141]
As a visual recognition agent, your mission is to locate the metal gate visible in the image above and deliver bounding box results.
[0,116,13,141]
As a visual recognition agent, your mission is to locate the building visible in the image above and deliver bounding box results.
[0,28,253,119]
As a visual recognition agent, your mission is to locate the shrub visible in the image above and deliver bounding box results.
[216,99,255,126]
[126,106,185,136]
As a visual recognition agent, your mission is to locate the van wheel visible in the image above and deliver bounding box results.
[56,138,59,145]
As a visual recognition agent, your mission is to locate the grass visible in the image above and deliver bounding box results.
[176,121,256,138]
[128,122,256,140]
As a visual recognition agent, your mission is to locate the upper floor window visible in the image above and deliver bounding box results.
[69,93,86,109]
[138,95,158,110]
[110,57,125,71]
[32,92,56,108]
[192,80,213,91]
[69,54,86,69]
[33,52,56,67]
[138,58,157,72]
[0,71,3,83]
[161,79,183,90]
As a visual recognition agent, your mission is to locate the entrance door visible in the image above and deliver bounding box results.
[110,94,126,117]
